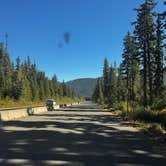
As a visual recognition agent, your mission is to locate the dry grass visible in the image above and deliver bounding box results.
[114,102,166,132]
[0,100,45,108]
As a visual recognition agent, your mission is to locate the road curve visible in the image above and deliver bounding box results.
[0,102,165,166]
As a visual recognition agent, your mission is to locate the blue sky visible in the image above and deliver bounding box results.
[0,0,165,81]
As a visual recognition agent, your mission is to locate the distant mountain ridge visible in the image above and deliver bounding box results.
[66,78,97,98]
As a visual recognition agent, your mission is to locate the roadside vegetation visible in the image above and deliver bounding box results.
[0,97,82,108]
[92,0,166,132]
[0,41,83,109]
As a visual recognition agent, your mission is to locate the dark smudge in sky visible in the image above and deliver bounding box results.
[57,32,71,48]
[63,32,71,44]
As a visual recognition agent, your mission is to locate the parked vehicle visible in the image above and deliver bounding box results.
[46,99,56,111]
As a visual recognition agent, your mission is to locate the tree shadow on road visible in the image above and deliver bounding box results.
[0,107,166,166]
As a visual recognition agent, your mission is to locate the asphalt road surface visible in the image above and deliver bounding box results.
[0,102,165,166]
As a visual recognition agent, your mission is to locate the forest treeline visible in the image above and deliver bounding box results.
[0,40,80,106]
[93,0,166,113]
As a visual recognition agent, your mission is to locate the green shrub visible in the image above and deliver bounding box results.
[151,97,166,110]
[148,123,164,134]
[127,110,166,130]
[114,102,124,111]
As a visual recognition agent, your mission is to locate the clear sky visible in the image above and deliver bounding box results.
[0,0,165,81]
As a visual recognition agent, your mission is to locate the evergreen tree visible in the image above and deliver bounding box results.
[133,62,142,104]
[58,83,63,98]
[117,64,125,102]
[44,78,51,99]
[38,82,45,101]
[49,80,55,99]
[0,36,78,103]
[154,14,165,97]
[108,65,117,106]
[21,61,32,101]
[0,43,4,99]
[52,74,58,98]
[103,58,110,103]
[62,81,68,97]
[29,64,39,101]
[122,33,136,100]
[92,79,100,102]
[97,78,104,105]
[92,0,166,112]
[133,0,157,106]
[92,78,104,104]
[37,72,46,100]
[0,45,13,98]
[122,32,131,104]
[12,56,22,100]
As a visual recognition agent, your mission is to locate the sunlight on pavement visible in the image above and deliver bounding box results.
[51,147,68,152]
[0,103,165,166]
[6,159,31,165]
[43,160,84,166]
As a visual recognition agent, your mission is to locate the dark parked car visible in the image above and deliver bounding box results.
[46,99,56,111]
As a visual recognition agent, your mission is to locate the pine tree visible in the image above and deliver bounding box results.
[58,83,63,98]
[133,62,142,104]
[108,65,117,106]
[44,78,51,99]
[117,64,125,102]
[52,74,58,98]
[1,47,13,98]
[103,58,110,103]
[122,32,131,103]
[37,72,46,100]
[20,61,31,101]
[49,80,55,99]
[0,36,78,103]
[122,31,141,110]
[92,78,104,104]
[12,56,22,100]
[92,78,100,102]
[97,78,104,105]
[38,82,45,100]
[133,0,157,106]
[122,32,132,101]
[0,43,4,99]
[154,14,164,97]
[62,80,68,97]
[21,78,32,101]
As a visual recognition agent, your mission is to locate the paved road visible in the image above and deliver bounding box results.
[0,102,165,166]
